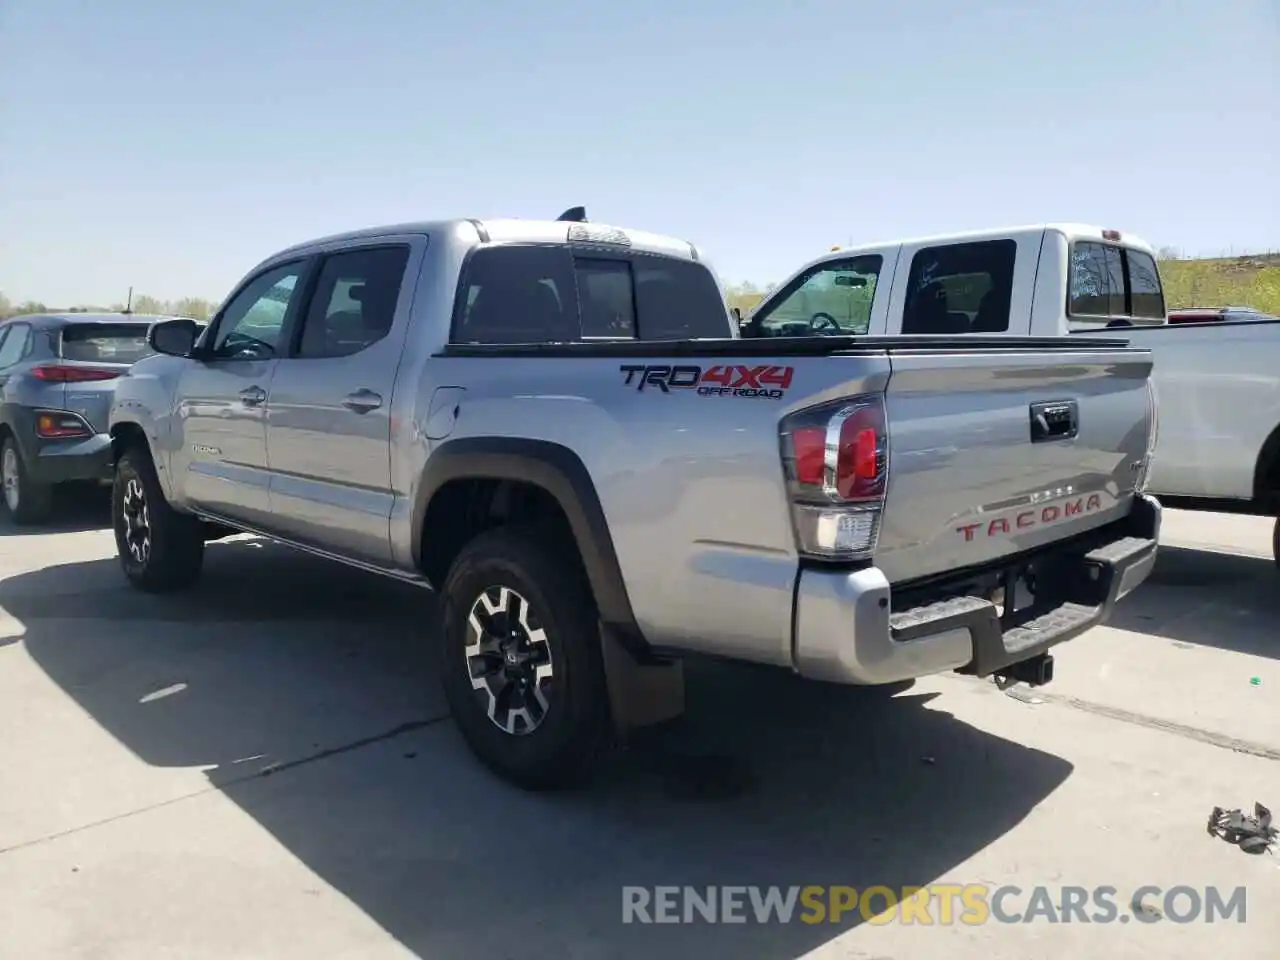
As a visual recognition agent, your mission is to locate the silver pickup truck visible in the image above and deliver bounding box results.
[108,213,1161,789]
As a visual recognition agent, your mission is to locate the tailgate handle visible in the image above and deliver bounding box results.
[1029,400,1078,443]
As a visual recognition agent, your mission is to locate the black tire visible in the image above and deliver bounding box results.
[112,443,205,592]
[1,435,54,525]
[439,525,613,790]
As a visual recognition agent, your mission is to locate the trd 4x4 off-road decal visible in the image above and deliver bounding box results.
[619,364,794,399]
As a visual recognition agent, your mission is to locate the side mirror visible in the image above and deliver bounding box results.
[148,317,200,357]
[731,306,742,323]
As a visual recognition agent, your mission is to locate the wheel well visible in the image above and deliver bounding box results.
[109,422,148,465]
[1253,423,1280,510]
[419,478,584,589]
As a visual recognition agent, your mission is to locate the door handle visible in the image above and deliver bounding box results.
[1029,400,1078,443]
[342,389,383,414]
[239,386,267,407]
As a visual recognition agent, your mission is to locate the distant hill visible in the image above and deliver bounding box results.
[1159,253,1280,314]
[725,252,1280,318]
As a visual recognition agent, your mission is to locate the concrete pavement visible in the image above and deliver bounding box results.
[0,496,1276,959]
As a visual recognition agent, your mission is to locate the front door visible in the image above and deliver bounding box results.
[264,240,420,564]
[173,260,310,527]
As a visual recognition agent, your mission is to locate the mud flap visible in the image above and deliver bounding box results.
[600,625,685,734]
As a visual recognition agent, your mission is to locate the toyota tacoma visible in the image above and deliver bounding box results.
[108,210,1161,789]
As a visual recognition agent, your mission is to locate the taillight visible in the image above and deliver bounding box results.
[31,365,121,383]
[35,411,93,439]
[779,394,889,560]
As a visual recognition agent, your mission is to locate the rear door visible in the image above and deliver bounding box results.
[263,238,422,563]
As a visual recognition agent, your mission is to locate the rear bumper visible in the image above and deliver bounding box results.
[7,407,114,485]
[792,494,1161,685]
[28,433,114,485]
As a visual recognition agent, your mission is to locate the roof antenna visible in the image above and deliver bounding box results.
[122,287,133,315]
[556,206,587,223]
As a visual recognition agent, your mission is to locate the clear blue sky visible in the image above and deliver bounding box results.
[1,0,1276,306]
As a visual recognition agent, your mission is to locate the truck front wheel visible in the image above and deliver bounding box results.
[112,445,205,593]
[439,525,613,790]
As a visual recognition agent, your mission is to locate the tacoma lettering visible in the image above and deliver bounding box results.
[956,494,1104,542]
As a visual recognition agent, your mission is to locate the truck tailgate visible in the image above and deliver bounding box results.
[874,346,1154,584]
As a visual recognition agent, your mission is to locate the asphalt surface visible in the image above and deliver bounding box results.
[0,493,1277,959]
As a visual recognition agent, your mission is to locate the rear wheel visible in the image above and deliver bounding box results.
[1,436,53,525]
[112,444,205,592]
[439,525,613,790]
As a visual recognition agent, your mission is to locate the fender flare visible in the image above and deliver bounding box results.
[413,436,650,655]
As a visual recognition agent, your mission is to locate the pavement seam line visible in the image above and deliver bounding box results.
[1043,694,1280,761]
[0,713,452,857]
[951,674,1280,760]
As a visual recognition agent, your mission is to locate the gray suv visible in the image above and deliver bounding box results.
[0,313,171,523]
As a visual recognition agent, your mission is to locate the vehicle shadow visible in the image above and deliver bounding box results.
[3,543,1073,958]
[0,484,111,536]
[1107,544,1280,659]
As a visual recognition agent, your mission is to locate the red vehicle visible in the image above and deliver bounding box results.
[1167,306,1275,324]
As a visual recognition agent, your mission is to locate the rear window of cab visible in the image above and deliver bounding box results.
[1068,242,1165,320]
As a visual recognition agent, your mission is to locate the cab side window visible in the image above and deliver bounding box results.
[296,246,411,358]
[751,256,883,337]
[902,240,1016,334]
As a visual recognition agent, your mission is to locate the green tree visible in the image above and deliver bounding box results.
[130,294,166,315]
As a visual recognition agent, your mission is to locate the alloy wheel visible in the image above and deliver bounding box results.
[120,477,152,564]
[464,586,555,735]
[1,446,19,513]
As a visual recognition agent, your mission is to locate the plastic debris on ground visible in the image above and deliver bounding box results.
[1207,802,1277,854]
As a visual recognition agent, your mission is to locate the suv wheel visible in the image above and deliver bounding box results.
[440,525,613,790]
[112,445,205,592]
[1,436,53,525]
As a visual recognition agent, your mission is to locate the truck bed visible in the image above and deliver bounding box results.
[433,334,1154,665]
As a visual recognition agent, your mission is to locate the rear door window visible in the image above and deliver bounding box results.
[1069,242,1165,320]
[296,245,411,358]
[61,324,155,363]
[902,239,1016,334]
[454,245,577,344]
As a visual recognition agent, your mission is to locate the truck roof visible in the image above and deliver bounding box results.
[815,223,1156,264]
[272,217,702,263]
